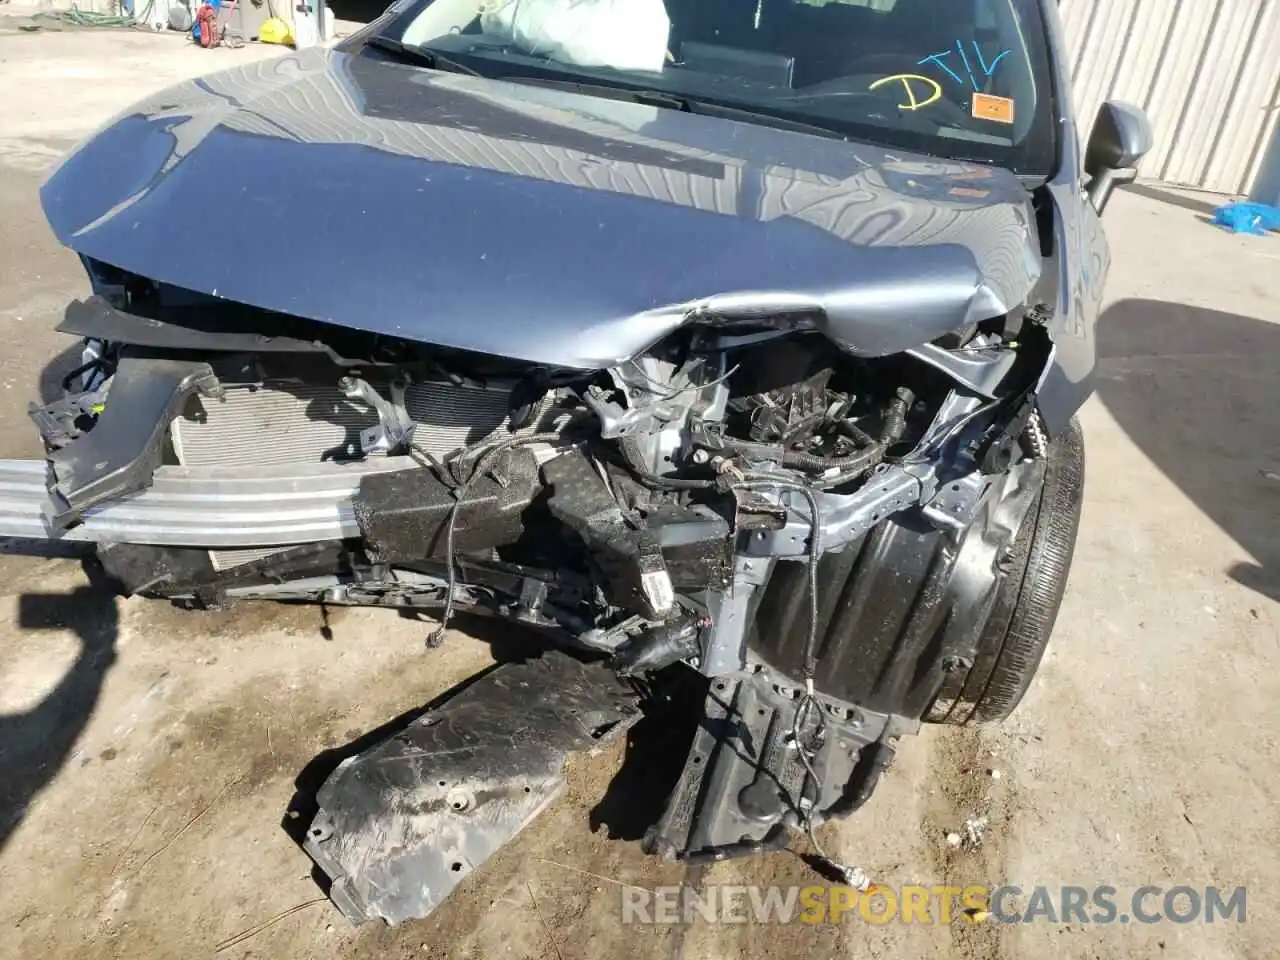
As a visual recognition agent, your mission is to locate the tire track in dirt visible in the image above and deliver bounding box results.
[666,864,706,960]
[919,726,1020,960]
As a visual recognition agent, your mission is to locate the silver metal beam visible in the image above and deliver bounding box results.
[0,457,415,548]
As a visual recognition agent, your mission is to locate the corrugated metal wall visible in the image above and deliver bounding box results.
[1060,0,1280,195]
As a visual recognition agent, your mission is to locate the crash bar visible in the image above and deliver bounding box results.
[0,457,414,548]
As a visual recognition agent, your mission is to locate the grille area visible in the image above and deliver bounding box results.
[172,379,534,468]
[208,545,292,572]
[171,378,570,569]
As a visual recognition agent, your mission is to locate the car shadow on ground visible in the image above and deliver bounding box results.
[0,566,119,856]
[1123,183,1227,217]
[589,663,706,842]
[1094,298,1280,604]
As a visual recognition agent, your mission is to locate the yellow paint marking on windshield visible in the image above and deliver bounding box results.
[868,74,943,111]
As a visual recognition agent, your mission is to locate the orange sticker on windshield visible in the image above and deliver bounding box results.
[971,93,1015,124]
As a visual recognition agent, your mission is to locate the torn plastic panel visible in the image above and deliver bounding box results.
[643,665,898,862]
[38,354,222,526]
[303,651,641,925]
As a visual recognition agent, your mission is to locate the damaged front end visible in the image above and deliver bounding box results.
[2,260,1075,923]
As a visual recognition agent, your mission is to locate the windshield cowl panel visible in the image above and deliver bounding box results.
[371,0,1057,177]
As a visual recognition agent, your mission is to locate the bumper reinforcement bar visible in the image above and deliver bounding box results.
[0,457,414,548]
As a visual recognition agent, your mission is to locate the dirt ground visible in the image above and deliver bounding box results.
[1,25,1278,960]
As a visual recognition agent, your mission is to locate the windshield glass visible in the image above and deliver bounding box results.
[373,0,1057,176]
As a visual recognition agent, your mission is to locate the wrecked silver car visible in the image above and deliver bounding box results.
[1,0,1151,926]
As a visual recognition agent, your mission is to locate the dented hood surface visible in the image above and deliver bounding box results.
[41,48,1041,367]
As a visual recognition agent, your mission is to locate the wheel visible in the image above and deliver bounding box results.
[929,416,1086,725]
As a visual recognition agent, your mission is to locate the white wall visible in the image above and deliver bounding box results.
[1061,0,1280,195]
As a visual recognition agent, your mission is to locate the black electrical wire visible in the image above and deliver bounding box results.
[899,394,1005,466]
[781,444,884,475]
[733,471,869,887]
[60,357,106,394]
[424,431,564,647]
[407,436,449,476]
[772,385,916,485]
[835,420,876,446]
[625,468,719,491]
[615,438,720,491]
[881,386,914,445]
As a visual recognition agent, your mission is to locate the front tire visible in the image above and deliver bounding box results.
[929,417,1086,725]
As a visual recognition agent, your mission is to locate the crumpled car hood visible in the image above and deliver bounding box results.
[41,48,1041,367]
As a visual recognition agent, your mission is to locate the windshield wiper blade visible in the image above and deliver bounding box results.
[364,35,482,77]
[493,75,849,142]
[685,98,850,141]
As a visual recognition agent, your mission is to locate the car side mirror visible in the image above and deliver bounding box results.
[1084,100,1153,214]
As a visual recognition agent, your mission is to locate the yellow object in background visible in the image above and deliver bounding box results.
[259,17,294,44]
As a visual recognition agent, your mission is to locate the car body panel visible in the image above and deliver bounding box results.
[41,48,1042,369]
[1033,0,1112,435]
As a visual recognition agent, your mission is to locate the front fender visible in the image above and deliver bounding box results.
[1035,175,1110,436]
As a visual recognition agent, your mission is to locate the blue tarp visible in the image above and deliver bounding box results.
[1211,201,1280,236]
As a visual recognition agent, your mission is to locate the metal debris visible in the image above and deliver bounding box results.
[964,816,990,847]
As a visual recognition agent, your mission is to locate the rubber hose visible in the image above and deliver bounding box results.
[781,385,914,475]
[881,386,915,445]
[781,445,883,473]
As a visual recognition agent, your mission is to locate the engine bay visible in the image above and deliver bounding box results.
[13,271,1062,916]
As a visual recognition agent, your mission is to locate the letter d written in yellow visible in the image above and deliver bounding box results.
[868,74,943,111]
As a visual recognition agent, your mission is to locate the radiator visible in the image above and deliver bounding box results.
[170,378,567,569]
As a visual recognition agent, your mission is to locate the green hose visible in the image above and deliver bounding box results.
[34,0,156,28]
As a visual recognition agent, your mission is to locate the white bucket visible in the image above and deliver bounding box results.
[291,0,320,48]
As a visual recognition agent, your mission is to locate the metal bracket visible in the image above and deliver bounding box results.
[699,554,775,676]
[340,375,416,455]
[921,471,987,533]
